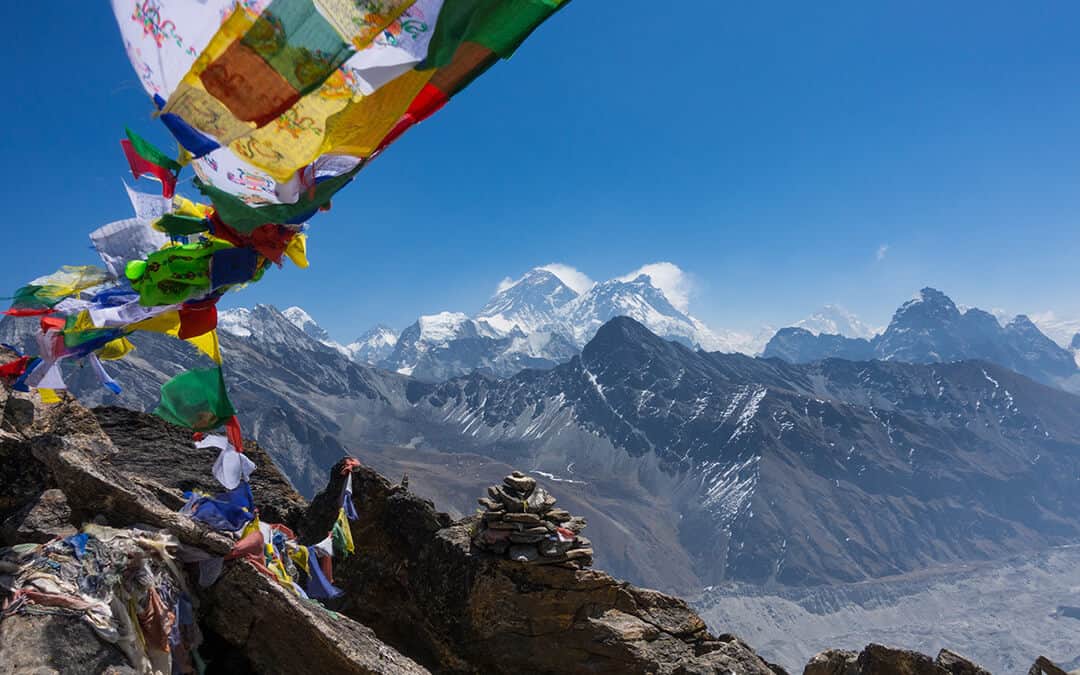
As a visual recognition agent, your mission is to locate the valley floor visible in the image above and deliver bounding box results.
[694,545,1080,674]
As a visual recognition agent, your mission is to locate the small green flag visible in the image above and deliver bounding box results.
[154,367,236,431]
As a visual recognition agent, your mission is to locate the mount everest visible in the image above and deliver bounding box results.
[246,264,759,381]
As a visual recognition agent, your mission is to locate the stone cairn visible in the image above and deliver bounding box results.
[473,471,593,568]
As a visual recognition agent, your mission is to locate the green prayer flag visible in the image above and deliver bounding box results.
[156,213,209,236]
[422,0,565,69]
[154,367,236,431]
[194,164,361,233]
[125,128,182,173]
[9,285,56,310]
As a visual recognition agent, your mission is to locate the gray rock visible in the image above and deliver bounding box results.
[502,512,540,524]
[937,649,991,675]
[503,474,535,495]
[1,488,76,544]
[0,613,130,675]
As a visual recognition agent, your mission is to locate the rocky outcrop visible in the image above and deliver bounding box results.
[0,374,420,674]
[804,644,990,675]
[0,488,76,544]
[301,461,783,675]
[1027,655,1075,675]
[201,562,429,675]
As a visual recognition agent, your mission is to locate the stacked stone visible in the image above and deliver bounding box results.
[473,471,593,568]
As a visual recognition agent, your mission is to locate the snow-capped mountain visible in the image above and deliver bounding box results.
[213,263,759,381]
[282,306,332,344]
[565,274,720,350]
[346,325,398,364]
[476,268,578,335]
[793,304,878,339]
[219,305,345,354]
[379,264,755,380]
[381,311,578,381]
[763,288,1079,391]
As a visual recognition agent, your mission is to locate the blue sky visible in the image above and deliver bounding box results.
[3,1,1080,341]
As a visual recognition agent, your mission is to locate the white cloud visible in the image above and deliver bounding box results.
[493,263,595,296]
[876,244,889,261]
[619,262,693,312]
[537,263,595,295]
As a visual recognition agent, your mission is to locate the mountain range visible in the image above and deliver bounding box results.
[764,287,1080,392]
[263,264,1080,393]
[6,299,1080,596]
[263,265,759,381]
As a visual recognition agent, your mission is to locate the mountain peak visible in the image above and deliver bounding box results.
[793,304,876,339]
[889,287,961,326]
[346,325,399,364]
[478,267,579,334]
[282,306,331,343]
[582,316,678,364]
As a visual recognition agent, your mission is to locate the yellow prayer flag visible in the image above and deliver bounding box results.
[187,329,222,364]
[98,337,135,361]
[284,233,309,269]
[129,311,181,336]
[336,507,355,555]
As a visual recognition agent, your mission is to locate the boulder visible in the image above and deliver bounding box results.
[937,649,991,675]
[201,562,429,675]
[0,613,130,675]
[1027,656,1071,675]
[0,488,76,544]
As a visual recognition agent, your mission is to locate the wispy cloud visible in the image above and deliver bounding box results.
[495,263,595,296]
[876,244,889,261]
[619,262,694,312]
[537,263,595,294]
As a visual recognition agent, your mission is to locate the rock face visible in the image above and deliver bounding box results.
[803,645,991,675]
[300,461,783,675]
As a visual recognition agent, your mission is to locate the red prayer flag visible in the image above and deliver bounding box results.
[121,139,177,198]
[340,457,362,475]
[225,415,244,454]
[209,213,295,265]
[226,529,263,561]
[0,356,32,379]
[318,549,334,584]
[40,316,66,332]
[178,300,218,339]
[2,308,53,317]
[376,84,449,154]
